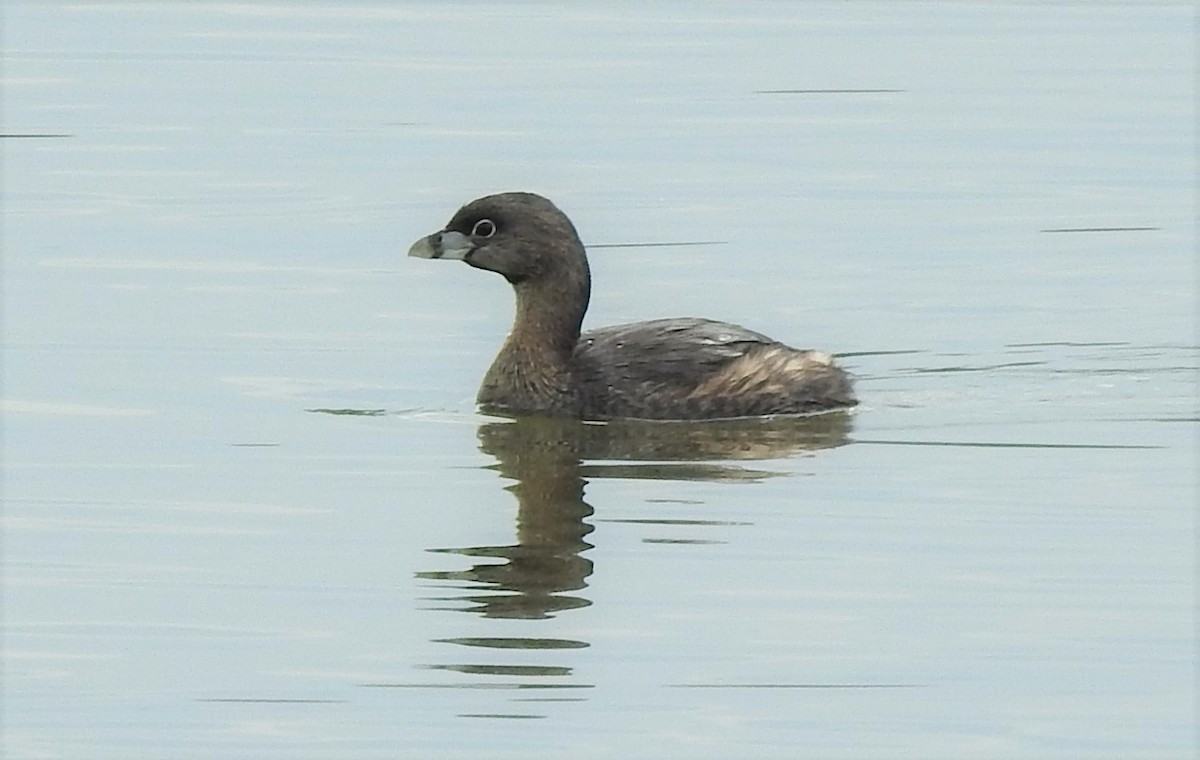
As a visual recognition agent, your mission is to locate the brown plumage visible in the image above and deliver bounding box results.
[408,192,856,420]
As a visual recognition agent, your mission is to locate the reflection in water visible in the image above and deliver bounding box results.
[418,418,596,621]
[419,412,853,620]
[416,413,851,707]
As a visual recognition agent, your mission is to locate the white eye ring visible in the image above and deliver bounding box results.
[471,218,497,238]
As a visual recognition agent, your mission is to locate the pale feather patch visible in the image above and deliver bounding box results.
[686,347,838,399]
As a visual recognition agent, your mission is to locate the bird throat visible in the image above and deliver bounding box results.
[476,284,584,416]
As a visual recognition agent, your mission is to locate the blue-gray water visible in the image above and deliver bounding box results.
[2,3,1195,758]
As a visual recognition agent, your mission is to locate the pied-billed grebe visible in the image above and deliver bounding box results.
[408,192,856,420]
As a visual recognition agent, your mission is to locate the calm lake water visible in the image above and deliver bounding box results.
[2,2,1195,758]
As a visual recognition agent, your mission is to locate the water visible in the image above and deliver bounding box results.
[2,2,1195,758]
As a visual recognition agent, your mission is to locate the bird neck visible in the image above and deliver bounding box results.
[508,278,587,357]
[476,276,590,416]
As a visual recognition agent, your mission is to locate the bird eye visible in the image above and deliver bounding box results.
[471,219,497,238]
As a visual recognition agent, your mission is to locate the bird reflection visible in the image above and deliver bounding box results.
[420,417,596,619]
[418,412,852,620]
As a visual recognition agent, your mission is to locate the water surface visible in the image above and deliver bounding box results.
[2,2,1195,758]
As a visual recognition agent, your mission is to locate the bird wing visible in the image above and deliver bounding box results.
[574,318,779,388]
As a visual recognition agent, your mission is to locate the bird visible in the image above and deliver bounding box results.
[408,192,856,420]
